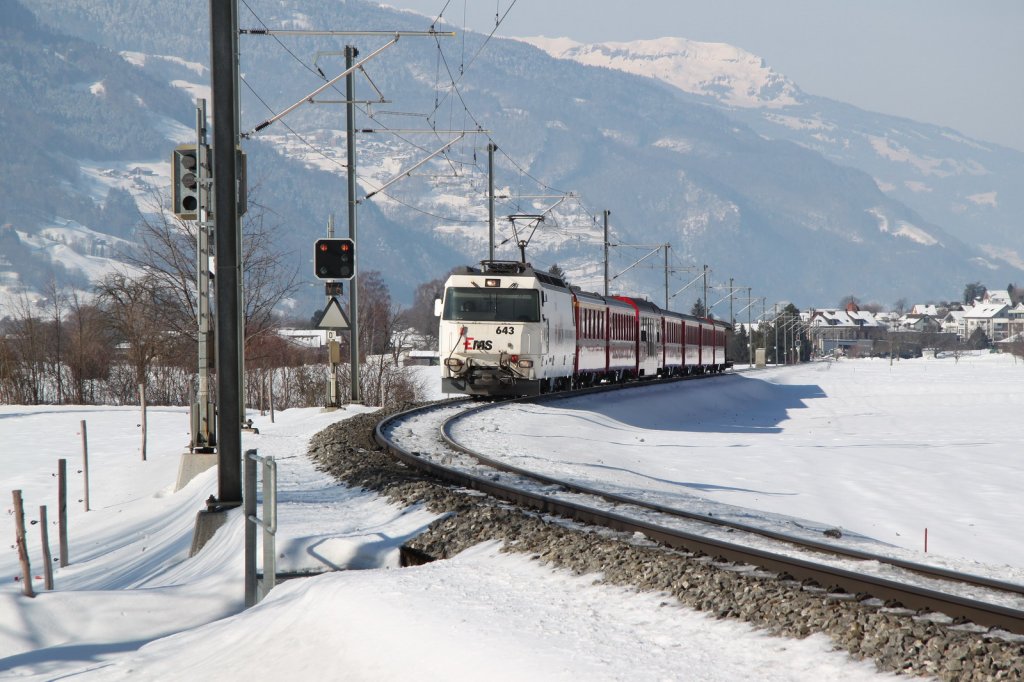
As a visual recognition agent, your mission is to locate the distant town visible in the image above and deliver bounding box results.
[744,285,1024,360]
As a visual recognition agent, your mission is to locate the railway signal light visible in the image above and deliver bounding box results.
[172,144,201,220]
[314,238,355,279]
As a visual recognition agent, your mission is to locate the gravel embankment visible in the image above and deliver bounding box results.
[308,406,1024,681]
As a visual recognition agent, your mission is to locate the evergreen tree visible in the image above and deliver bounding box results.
[963,282,987,304]
[547,263,569,285]
[967,326,990,350]
[728,323,748,363]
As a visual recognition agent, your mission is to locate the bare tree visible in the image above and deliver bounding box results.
[402,271,458,348]
[237,201,302,342]
[860,301,883,314]
[0,330,16,404]
[362,302,410,407]
[339,270,394,359]
[41,279,67,404]
[243,332,318,410]
[321,270,425,408]
[94,272,174,391]
[125,187,301,356]
[3,293,49,403]
[838,294,860,310]
[65,291,115,404]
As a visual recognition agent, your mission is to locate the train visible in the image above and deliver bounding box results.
[436,261,733,397]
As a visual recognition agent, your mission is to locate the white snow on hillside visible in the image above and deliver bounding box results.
[522,36,803,109]
[867,208,940,246]
[867,135,991,178]
[120,52,207,77]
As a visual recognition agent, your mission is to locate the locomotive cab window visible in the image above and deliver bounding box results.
[443,288,541,322]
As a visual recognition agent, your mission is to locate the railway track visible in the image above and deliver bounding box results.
[375,382,1024,636]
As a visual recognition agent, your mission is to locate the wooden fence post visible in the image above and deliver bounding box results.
[139,383,148,461]
[80,419,90,512]
[12,490,34,597]
[269,369,276,424]
[58,458,68,567]
[40,505,53,590]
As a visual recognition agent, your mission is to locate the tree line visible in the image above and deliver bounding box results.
[0,191,430,409]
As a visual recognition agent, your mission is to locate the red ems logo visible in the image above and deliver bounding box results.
[463,337,493,351]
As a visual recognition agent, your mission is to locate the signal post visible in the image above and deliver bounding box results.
[313,236,355,408]
[173,102,219,492]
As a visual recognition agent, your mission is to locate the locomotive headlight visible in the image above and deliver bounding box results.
[444,358,464,370]
[517,359,534,368]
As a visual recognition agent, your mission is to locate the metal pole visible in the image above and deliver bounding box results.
[603,210,610,297]
[762,297,766,351]
[729,278,734,326]
[210,0,242,504]
[663,244,669,309]
[195,98,214,451]
[488,143,496,261]
[774,304,779,365]
[346,45,361,403]
[703,265,708,316]
[235,11,247,444]
[244,450,256,607]
[326,214,340,408]
[747,287,753,367]
[262,456,277,600]
[783,317,789,364]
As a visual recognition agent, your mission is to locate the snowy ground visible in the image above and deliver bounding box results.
[452,352,1024,574]
[1,353,1019,680]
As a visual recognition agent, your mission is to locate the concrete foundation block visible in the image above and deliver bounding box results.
[175,452,218,492]
[189,508,233,557]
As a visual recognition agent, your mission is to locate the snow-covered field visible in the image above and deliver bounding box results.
[0,353,1019,680]
[453,352,1024,573]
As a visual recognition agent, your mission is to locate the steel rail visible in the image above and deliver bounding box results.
[374,385,1024,635]
[444,392,1024,598]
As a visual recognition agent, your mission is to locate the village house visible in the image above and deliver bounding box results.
[897,311,942,333]
[1006,302,1024,340]
[941,309,968,340]
[806,304,880,356]
[962,302,1011,342]
[982,290,1012,306]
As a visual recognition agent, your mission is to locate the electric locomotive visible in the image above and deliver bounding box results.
[436,261,732,397]
[437,261,574,396]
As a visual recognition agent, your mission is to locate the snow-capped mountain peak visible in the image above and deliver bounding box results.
[521,35,803,109]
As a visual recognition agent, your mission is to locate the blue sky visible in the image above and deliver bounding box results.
[383,0,1024,152]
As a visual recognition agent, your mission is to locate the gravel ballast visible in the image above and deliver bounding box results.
[308,407,1024,681]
